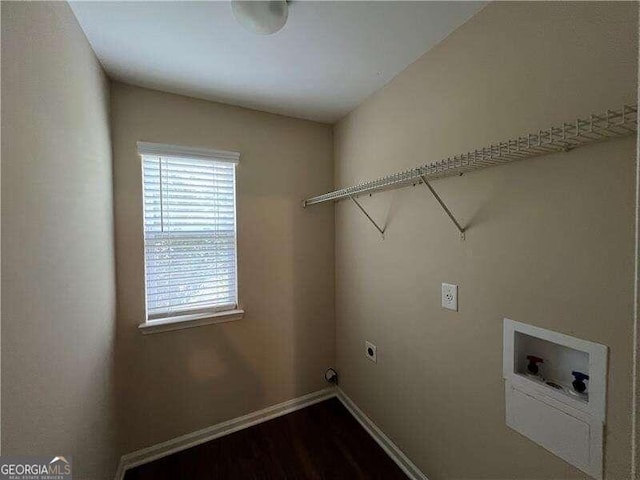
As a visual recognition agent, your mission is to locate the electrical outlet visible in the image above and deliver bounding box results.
[365,341,377,363]
[442,283,458,311]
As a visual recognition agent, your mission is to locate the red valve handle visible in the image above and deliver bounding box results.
[526,355,543,364]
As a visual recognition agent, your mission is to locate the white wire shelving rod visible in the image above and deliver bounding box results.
[303,105,638,208]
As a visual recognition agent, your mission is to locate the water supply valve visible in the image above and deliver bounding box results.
[526,355,543,375]
[571,371,589,393]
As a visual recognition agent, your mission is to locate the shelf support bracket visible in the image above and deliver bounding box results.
[419,175,466,240]
[349,195,385,238]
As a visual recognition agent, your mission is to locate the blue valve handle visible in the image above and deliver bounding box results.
[572,371,589,381]
[571,371,589,393]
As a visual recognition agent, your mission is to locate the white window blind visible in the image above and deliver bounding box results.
[139,142,239,322]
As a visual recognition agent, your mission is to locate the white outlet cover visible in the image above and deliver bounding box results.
[442,283,458,311]
[365,341,377,363]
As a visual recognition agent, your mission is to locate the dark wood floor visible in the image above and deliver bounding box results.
[124,397,408,480]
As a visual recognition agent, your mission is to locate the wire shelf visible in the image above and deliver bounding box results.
[304,105,637,207]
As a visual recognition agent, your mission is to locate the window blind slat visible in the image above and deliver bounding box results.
[147,301,237,318]
[143,264,236,276]
[144,193,235,202]
[144,174,235,185]
[142,152,238,320]
[143,156,236,168]
[145,245,236,254]
[145,250,236,259]
[147,281,235,292]
[144,256,235,267]
[147,285,236,299]
[144,205,236,213]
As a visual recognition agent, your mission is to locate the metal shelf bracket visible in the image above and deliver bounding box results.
[419,175,466,240]
[349,195,385,239]
[303,105,636,241]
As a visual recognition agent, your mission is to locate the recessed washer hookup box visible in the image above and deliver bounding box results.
[502,319,607,480]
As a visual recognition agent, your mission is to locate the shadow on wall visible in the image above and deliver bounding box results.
[231,120,335,404]
[292,199,335,395]
[115,321,264,454]
[237,178,335,401]
[355,168,508,240]
[108,81,334,460]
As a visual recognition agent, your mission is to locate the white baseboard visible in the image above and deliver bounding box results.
[336,388,429,480]
[114,387,337,480]
[114,385,428,480]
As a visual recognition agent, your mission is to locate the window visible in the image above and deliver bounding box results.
[138,142,241,330]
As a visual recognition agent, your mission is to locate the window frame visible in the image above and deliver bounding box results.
[136,141,244,334]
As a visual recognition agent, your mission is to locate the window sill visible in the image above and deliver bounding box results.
[138,309,245,335]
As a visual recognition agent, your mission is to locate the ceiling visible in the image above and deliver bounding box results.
[69,1,485,123]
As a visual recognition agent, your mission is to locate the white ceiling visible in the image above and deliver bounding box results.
[70,1,485,123]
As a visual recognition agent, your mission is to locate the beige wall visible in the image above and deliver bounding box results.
[109,82,334,452]
[3,2,638,478]
[1,2,117,479]
[334,2,638,479]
